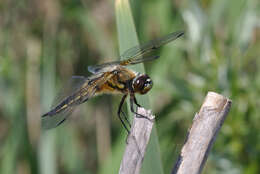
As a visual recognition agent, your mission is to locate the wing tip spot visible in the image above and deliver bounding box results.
[57,118,67,127]
[177,31,184,38]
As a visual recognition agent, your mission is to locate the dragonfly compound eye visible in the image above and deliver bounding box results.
[132,74,153,94]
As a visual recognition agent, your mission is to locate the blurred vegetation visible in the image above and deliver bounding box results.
[0,0,259,174]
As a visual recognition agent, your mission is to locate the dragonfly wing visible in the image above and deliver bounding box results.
[120,31,184,60]
[118,55,160,66]
[51,76,87,107]
[88,62,119,74]
[87,55,160,74]
[87,31,184,73]
[41,85,97,129]
[42,105,75,129]
[41,74,105,129]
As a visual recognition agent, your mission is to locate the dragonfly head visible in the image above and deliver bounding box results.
[132,74,153,95]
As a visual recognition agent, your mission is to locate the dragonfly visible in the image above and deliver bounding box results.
[42,31,184,133]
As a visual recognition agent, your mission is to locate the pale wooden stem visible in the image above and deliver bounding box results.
[172,91,232,174]
[119,107,155,174]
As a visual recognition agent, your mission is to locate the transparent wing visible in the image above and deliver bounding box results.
[88,55,160,74]
[41,73,105,129]
[88,31,184,74]
[51,76,87,107]
[41,76,87,129]
[120,31,184,59]
[42,105,75,130]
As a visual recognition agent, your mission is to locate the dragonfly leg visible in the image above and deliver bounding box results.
[121,110,131,128]
[133,96,141,107]
[130,94,151,120]
[118,94,130,134]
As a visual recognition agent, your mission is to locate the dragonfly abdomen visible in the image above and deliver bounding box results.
[43,94,83,117]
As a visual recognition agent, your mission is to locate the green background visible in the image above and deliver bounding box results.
[0,0,259,173]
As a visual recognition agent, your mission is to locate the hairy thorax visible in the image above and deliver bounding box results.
[96,66,137,95]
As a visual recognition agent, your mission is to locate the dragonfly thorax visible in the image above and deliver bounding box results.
[132,74,153,94]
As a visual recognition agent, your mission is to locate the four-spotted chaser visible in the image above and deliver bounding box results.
[42,31,184,132]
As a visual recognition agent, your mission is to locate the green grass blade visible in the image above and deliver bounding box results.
[115,0,164,173]
[39,28,58,174]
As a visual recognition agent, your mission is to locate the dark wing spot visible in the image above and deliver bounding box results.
[42,112,49,117]
[57,118,67,127]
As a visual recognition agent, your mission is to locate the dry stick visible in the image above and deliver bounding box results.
[119,107,155,174]
[172,91,232,174]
